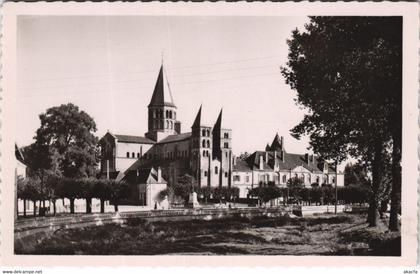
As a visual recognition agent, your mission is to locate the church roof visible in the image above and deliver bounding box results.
[157,132,192,144]
[148,65,176,108]
[115,134,155,144]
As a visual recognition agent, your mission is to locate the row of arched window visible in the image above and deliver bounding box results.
[202,150,210,157]
[151,109,176,120]
[202,139,211,148]
[202,129,211,137]
[152,120,174,130]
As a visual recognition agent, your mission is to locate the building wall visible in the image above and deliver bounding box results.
[232,168,344,198]
[114,142,153,172]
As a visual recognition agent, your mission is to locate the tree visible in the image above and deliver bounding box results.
[108,180,129,212]
[249,184,281,206]
[344,163,371,187]
[287,177,305,204]
[93,179,112,213]
[34,103,99,179]
[80,178,95,214]
[281,17,402,228]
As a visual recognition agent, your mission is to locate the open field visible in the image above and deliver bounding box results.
[15,213,400,255]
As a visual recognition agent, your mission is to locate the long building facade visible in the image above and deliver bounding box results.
[99,64,344,205]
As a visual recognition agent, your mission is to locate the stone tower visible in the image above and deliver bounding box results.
[190,105,212,188]
[145,64,180,142]
[212,109,232,187]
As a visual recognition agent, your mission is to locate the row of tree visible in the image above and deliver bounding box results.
[17,176,129,217]
[248,183,371,206]
[281,17,402,230]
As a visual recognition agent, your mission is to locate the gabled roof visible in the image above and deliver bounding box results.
[115,134,155,144]
[148,65,176,108]
[157,132,192,144]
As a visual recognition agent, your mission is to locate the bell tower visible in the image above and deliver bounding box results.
[145,64,180,142]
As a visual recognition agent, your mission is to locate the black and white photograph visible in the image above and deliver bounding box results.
[3,3,417,263]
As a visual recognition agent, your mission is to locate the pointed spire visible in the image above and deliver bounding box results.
[192,105,202,128]
[270,133,283,151]
[213,108,223,131]
[148,64,175,108]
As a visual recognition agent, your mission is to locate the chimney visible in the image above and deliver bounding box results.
[311,154,315,164]
[157,167,162,183]
[265,152,268,164]
[281,150,285,163]
[274,151,279,169]
[259,155,264,170]
[281,136,284,149]
[232,156,236,166]
[305,153,309,165]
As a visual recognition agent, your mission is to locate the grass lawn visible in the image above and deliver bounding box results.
[15,213,400,255]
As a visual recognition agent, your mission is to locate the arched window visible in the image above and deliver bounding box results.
[137,153,140,158]
[282,175,287,183]
[202,140,206,147]
[202,129,206,136]
[126,152,130,158]
[174,112,176,119]
[159,109,163,118]
[152,110,156,118]
[215,166,218,174]
[204,171,208,177]
[170,121,173,129]
[206,140,210,148]
[224,133,229,138]
[207,130,210,137]
[169,111,172,119]
[132,152,135,158]
[159,120,163,129]
[203,150,206,157]
[153,120,156,129]
[316,176,320,183]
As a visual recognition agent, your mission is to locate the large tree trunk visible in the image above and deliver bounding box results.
[367,141,383,227]
[52,199,57,216]
[389,133,401,231]
[70,198,75,214]
[33,200,37,217]
[100,199,105,213]
[86,198,92,213]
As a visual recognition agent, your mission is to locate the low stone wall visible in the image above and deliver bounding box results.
[15,207,293,243]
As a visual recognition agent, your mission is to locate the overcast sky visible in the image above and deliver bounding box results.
[17,15,312,155]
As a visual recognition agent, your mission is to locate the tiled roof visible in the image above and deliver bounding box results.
[157,132,192,144]
[234,150,337,173]
[233,158,252,172]
[115,134,155,144]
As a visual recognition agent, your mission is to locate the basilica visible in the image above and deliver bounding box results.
[99,64,344,207]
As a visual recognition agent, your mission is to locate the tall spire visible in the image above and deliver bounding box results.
[148,64,175,108]
[270,133,283,151]
[192,105,202,128]
[213,108,223,131]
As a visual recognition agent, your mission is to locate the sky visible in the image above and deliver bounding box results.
[16,15,312,156]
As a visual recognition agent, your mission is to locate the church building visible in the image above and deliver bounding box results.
[100,64,233,206]
[99,64,344,205]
